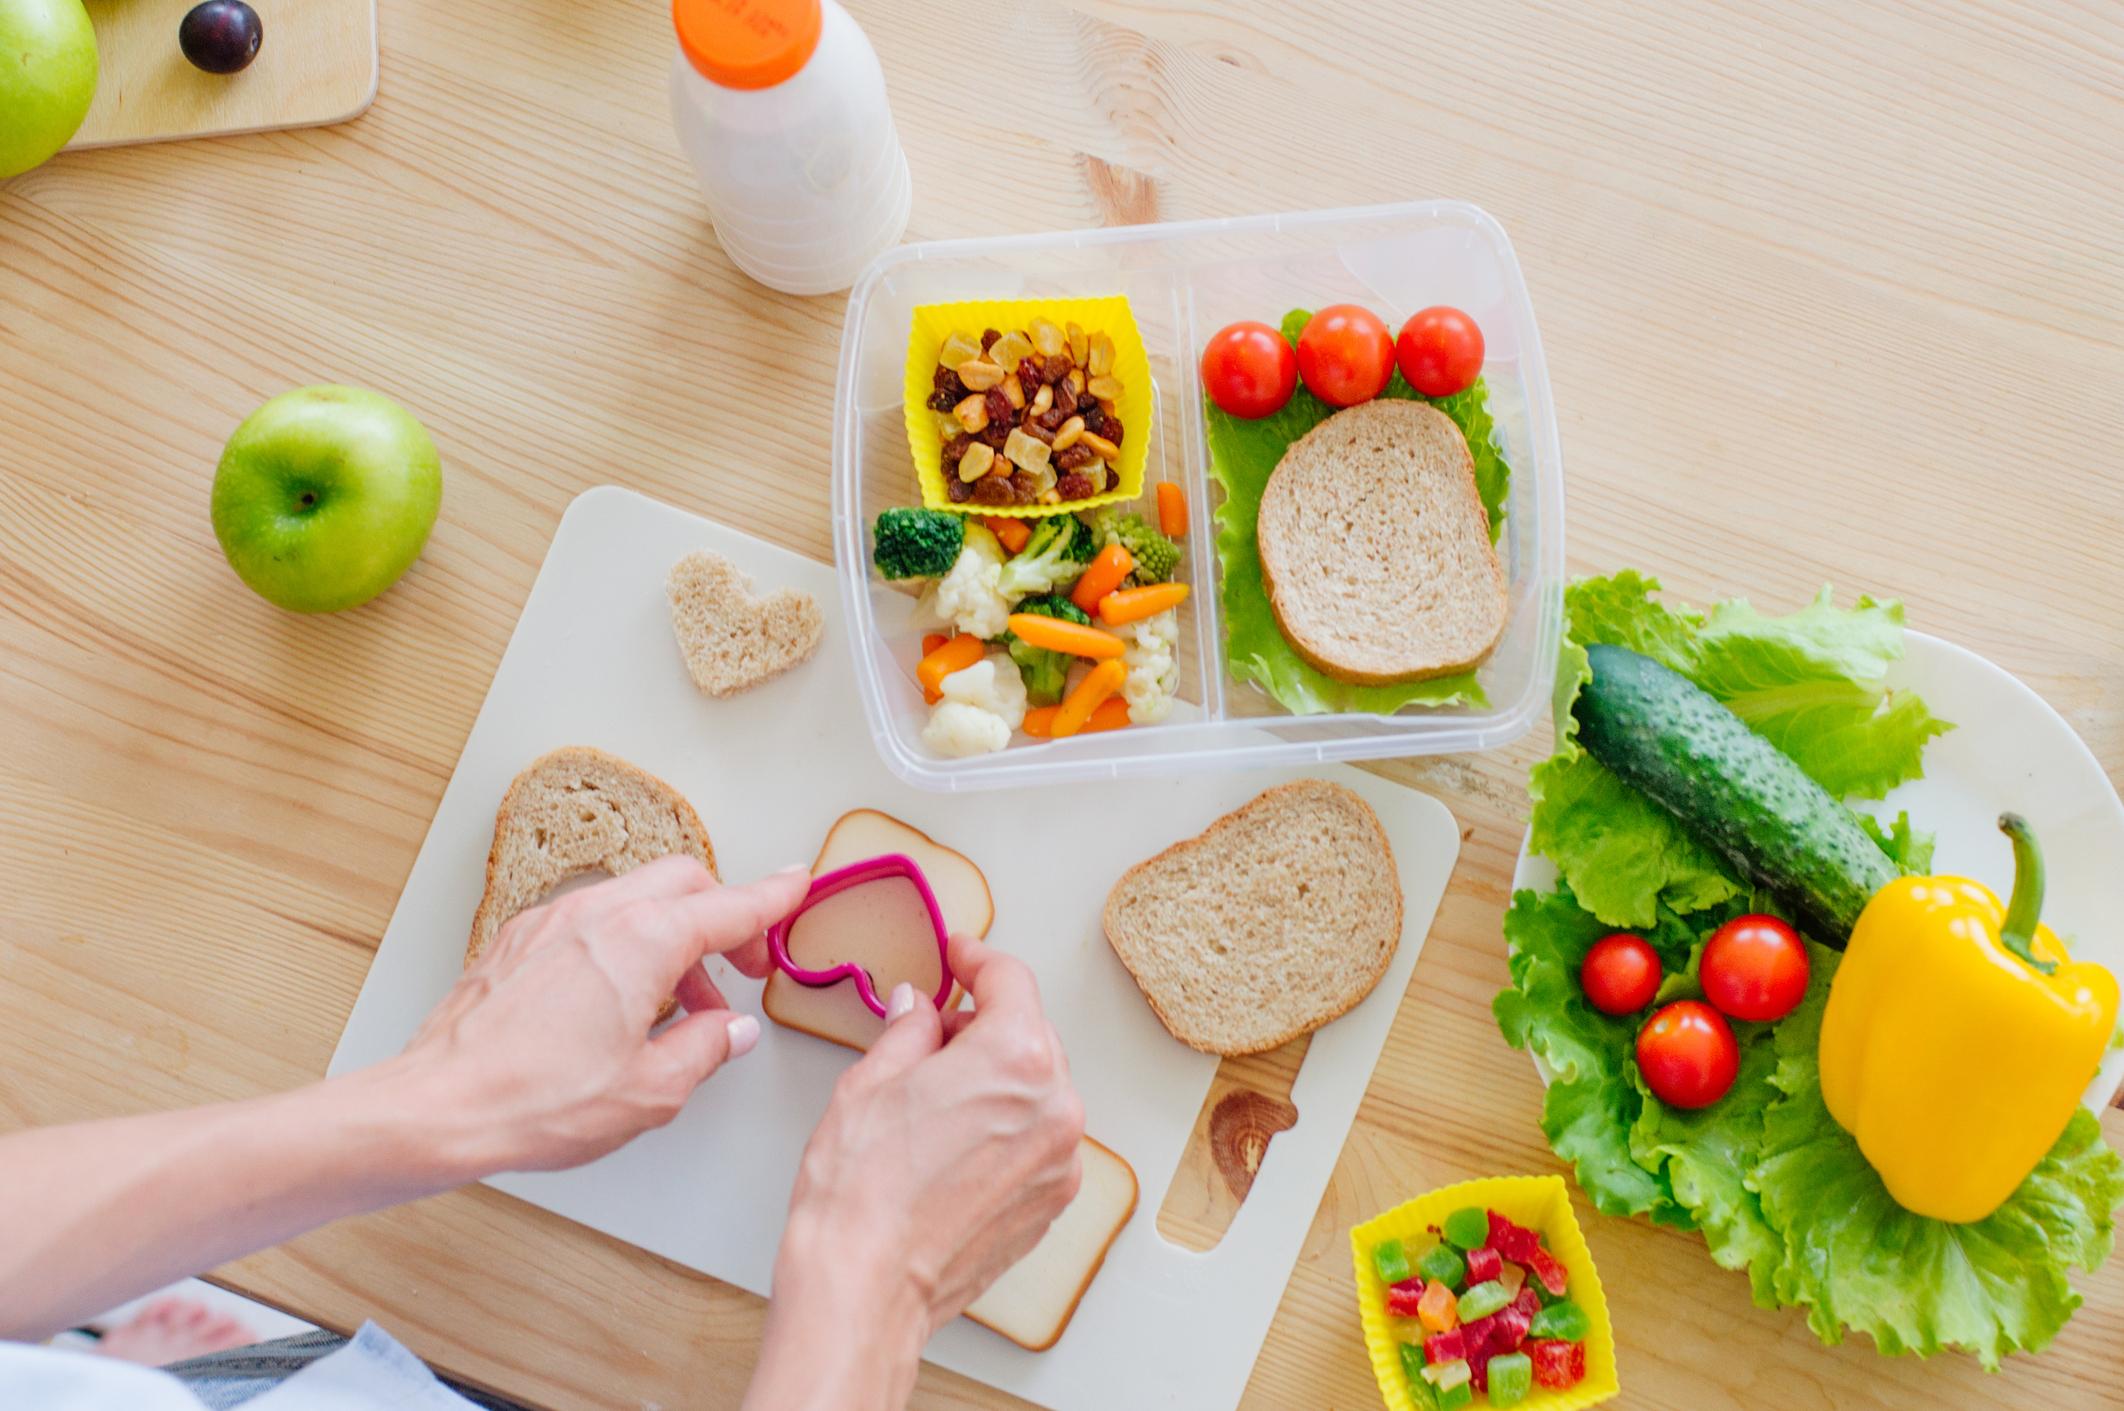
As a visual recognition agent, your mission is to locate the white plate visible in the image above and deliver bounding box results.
[1512,630,2124,1110]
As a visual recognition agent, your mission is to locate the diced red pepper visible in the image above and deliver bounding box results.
[1528,1339,1587,1389]
[1487,1211,1540,1263]
[1386,1278,1426,1318]
[1511,1284,1544,1321]
[1491,1302,1533,1353]
[1463,1245,1503,1285]
[1526,1246,1571,1297]
[1423,1328,1468,1365]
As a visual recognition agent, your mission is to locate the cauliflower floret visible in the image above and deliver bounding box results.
[922,700,1011,758]
[938,656,1027,730]
[920,655,1028,759]
[926,523,1011,640]
[1118,609,1180,724]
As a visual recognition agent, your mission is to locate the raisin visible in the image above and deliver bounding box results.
[970,474,1016,506]
[1019,415,1056,444]
[1044,351,1073,384]
[941,433,972,464]
[1037,403,1070,431]
[1103,418,1124,447]
[983,388,1013,426]
[979,328,1002,352]
[1054,444,1097,471]
[926,388,957,413]
[1007,470,1039,502]
[1080,405,1108,436]
[1056,472,1096,501]
[946,475,974,504]
[1017,356,1046,387]
[932,364,966,395]
[978,421,1013,450]
[1051,383,1078,416]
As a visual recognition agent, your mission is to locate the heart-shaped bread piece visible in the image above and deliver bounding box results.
[467,747,715,1023]
[1103,780,1403,1056]
[666,550,824,698]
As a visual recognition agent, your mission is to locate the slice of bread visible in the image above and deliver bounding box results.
[764,809,994,1052]
[1256,399,1508,684]
[466,747,716,1021]
[964,1136,1138,1352]
[666,550,824,698]
[1102,780,1403,1056]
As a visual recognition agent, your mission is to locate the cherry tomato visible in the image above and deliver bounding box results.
[1394,306,1485,397]
[1636,1001,1739,1109]
[1295,305,1394,407]
[1700,913,1809,1022]
[1580,933,1662,1016]
[1200,321,1298,419]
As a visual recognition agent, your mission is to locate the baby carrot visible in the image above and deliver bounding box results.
[1097,582,1189,626]
[917,633,986,698]
[1156,482,1188,538]
[1052,659,1128,738]
[1023,697,1130,737]
[1070,542,1134,616]
[1007,612,1126,660]
[984,515,1032,555]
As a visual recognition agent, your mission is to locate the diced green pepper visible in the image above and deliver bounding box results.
[1487,1351,1534,1407]
[1441,1206,1491,1249]
[1373,1238,1413,1285]
[1436,1381,1474,1411]
[1457,1279,1510,1321]
[1529,1299,1591,1341]
[1416,1243,1466,1290]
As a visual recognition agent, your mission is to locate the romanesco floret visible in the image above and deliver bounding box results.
[1118,609,1180,724]
[1091,509,1181,585]
[920,655,1028,758]
[872,507,965,580]
[923,522,1010,639]
[995,513,1097,601]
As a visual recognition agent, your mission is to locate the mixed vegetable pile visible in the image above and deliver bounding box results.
[1371,1206,1590,1408]
[1199,308,1512,717]
[872,493,1189,757]
[1494,571,2124,1367]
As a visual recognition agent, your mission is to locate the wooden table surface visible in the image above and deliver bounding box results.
[6,0,2123,1406]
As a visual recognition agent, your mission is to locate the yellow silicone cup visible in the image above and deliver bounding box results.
[1350,1175,1619,1411]
[902,296,1151,517]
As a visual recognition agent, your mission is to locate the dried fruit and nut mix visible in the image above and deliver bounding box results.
[924,317,1129,508]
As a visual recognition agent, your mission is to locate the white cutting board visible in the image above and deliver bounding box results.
[328,486,1459,1411]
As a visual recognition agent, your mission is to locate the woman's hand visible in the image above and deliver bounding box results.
[395,856,809,1180]
[747,935,1085,1411]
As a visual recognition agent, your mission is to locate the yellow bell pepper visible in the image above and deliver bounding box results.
[1820,814,2118,1223]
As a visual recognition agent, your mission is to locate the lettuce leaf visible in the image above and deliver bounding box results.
[1749,953,2124,1368]
[1202,310,1512,718]
[1526,573,1951,927]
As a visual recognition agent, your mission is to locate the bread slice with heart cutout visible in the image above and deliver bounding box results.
[1102,780,1403,1056]
[466,746,715,1022]
[666,550,824,698]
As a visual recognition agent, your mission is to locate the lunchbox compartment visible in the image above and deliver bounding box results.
[833,200,1565,790]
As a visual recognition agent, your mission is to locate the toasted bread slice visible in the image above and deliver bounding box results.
[466,747,715,1021]
[1256,400,1507,684]
[764,809,993,1052]
[1102,780,1402,1056]
[964,1136,1138,1352]
[666,550,824,698]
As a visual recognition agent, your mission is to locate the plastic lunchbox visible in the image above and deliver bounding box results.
[831,200,1565,791]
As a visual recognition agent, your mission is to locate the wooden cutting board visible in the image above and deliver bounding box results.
[65,0,376,149]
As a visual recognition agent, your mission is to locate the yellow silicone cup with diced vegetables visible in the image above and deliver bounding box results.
[1350,1175,1619,1411]
[903,295,1151,517]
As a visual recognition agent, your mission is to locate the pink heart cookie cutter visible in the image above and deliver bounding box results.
[765,853,955,1019]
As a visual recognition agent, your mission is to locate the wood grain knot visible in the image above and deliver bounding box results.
[1079,155,1161,227]
[1208,1089,1299,1201]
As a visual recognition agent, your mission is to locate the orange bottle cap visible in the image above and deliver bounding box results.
[673,0,822,90]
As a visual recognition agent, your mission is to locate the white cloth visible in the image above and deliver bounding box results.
[0,1322,477,1410]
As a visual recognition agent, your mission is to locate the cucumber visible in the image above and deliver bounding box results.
[1573,643,1896,943]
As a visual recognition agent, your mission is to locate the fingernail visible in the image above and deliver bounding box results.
[726,1014,761,1058]
[773,863,811,880]
[886,983,917,1023]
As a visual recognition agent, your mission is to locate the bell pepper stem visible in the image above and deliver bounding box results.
[1997,813,2058,975]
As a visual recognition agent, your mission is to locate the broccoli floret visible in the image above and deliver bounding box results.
[873,507,965,580]
[995,513,1097,600]
[1091,509,1181,585]
[1005,594,1091,706]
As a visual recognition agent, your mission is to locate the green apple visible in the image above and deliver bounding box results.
[0,0,98,181]
[211,385,444,613]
